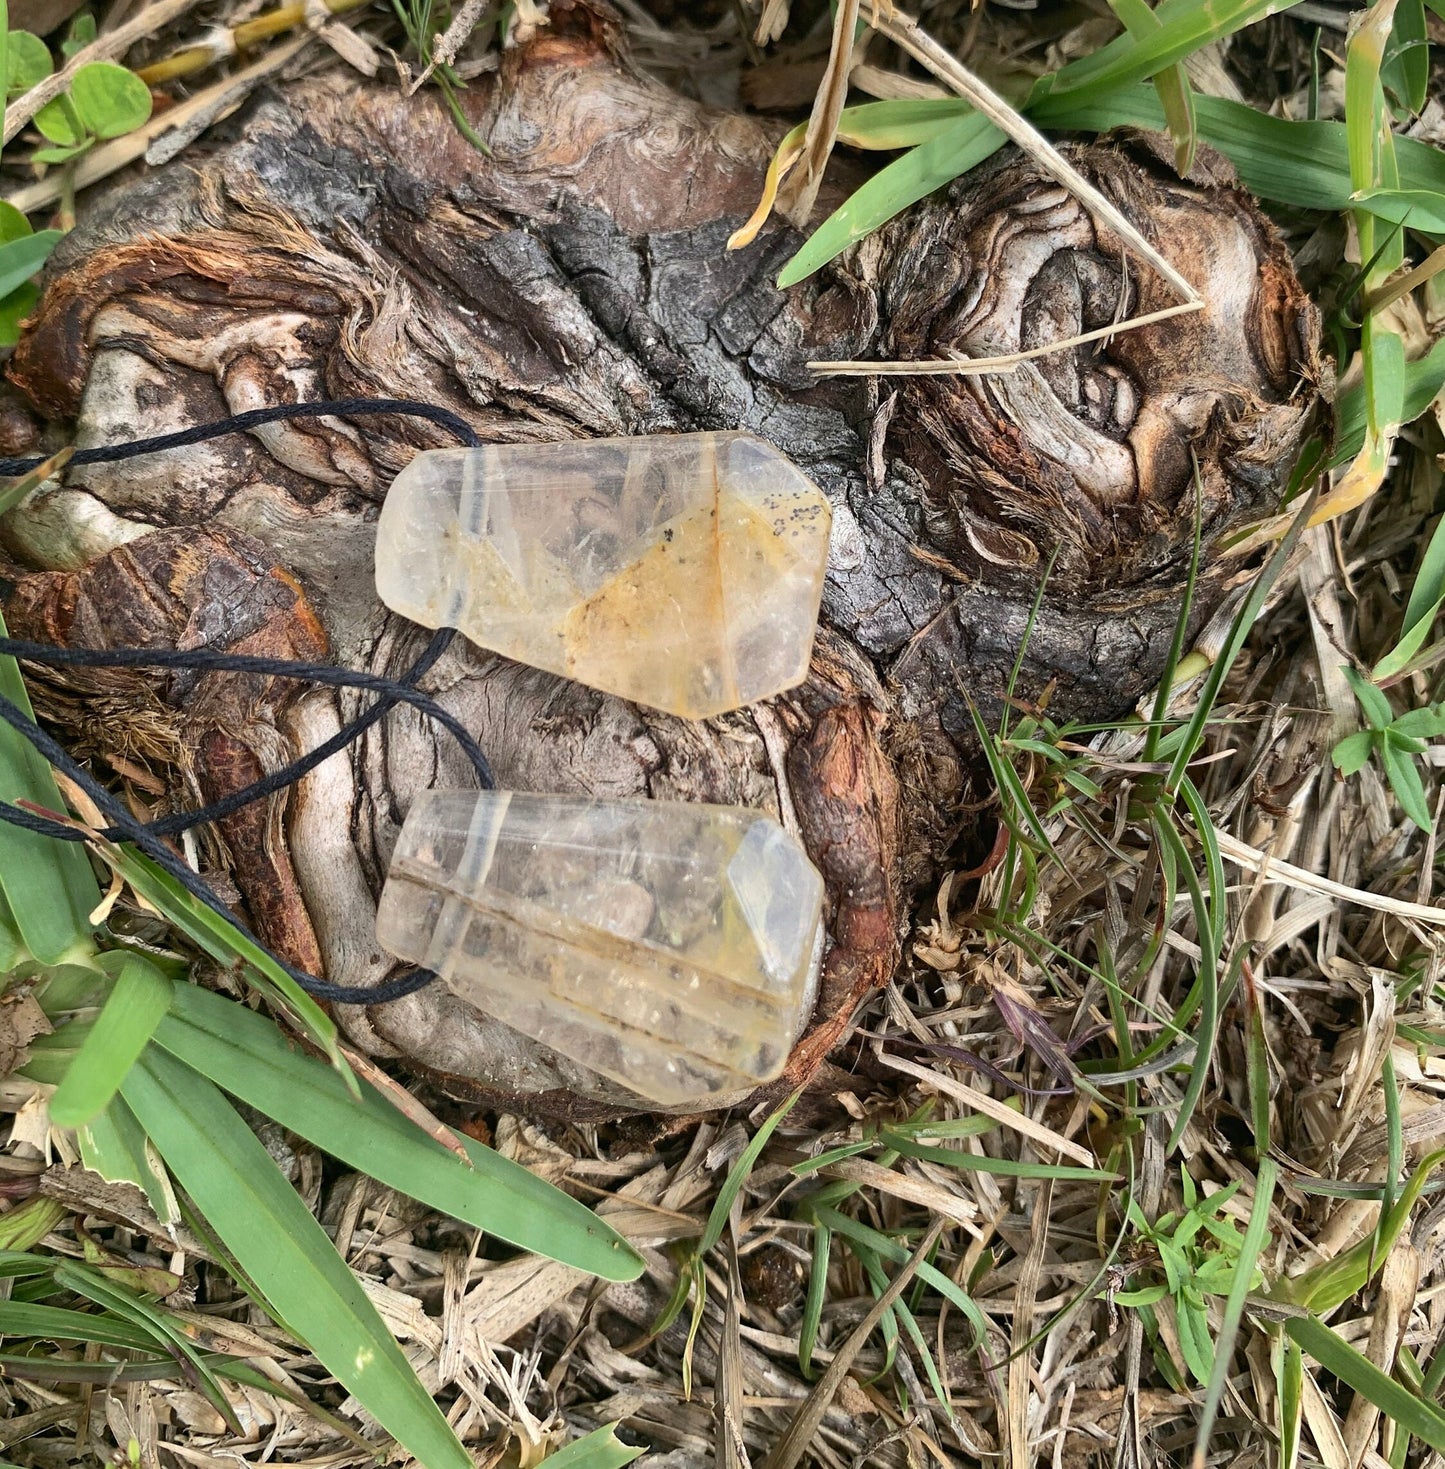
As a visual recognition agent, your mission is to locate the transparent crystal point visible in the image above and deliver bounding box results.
[374,432,832,720]
[375,790,826,1105]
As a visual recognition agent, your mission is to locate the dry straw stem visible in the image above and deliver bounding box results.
[758,1216,947,1469]
[810,302,1203,375]
[1214,829,1445,925]
[880,1052,1096,1165]
[3,39,312,215]
[2,0,205,145]
[809,6,1204,379]
[775,0,860,225]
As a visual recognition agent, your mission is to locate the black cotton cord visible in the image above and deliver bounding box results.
[0,398,482,477]
[0,634,496,833]
[0,397,491,1006]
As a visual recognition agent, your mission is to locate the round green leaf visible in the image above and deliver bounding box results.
[6,32,53,98]
[33,96,82,146]
[68,62,151,140]
[0,202,32,244]
[0,281,40,348]
[0,229,61,299]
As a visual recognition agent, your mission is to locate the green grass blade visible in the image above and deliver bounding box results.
[833,97,976,148]
[778,111,1004,286]
[1385,0,1429,112]
[47,957,173,1129]
[1035,90,1445,218]
[0,1249,59,1279]
[1287,1313,1445,1452]
[0,1301,159,1353]
[1333,336,1445,467]
[52,1263,240,1432]
[699,1089,800,1255]
[812,1206,991,1343]
[1375,508,1445,677]
[119,1046,475,1469]
[881,1129,1114,1181]
[1278,1333,1304,1469]
[1109,0,1197,173]
[1039,0,1293,101]
[154,983,640,1280]
[1168,494,1315,790]
[77,1094,179,1225]
[0,1196,65,1251]
[798,1221,831,1378]
[1194,1159,1275,1462]
[1157,810,1222,1155]
[0,610,100,963]
[86,840,341,1066]
[541,1424,646,1468]
[1280,1149,1445,1311]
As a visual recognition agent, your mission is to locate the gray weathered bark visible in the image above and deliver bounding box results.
[0,0,1321,1114]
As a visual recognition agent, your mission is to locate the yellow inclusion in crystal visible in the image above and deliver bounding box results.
[374,432,832,720]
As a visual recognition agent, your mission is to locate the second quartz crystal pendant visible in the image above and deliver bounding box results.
[375,790,825,1106]
[374,432,832,720]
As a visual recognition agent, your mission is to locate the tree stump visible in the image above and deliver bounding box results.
[0,0,1322,1116]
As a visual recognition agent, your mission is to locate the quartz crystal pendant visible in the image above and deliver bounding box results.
[374,432,832,720]
[375,789,826,1106]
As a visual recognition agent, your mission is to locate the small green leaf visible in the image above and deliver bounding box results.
[0,280,36,348]
[0,230,60,307]
[32,96,82,146]
[48,957,173,1128]
[1382,738,1433,831]
[1332,731,1376,775]
[0,202,30,243]
[1115,1282,1169,1306]
[61,13,97,59]
[68,62,151,139]
[1392,706,1445,739]
[1343,665,1396,730]
[6,31,52,97]
[1385,727,1429,755]
[30,142,90,164]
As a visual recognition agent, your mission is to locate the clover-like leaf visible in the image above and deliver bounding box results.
[0,201,31,243]
[1393,705,1445,740]
[1332,730,1376,777]
[1343,664,1396,729]
[6,30,52,97]
[0,279,39,347]
[33,95,83,146]
[69,61,151,139]
[1381,737,1433,831]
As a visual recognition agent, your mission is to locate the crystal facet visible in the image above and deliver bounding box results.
[374,432,832,720]
[375,789,826,1105]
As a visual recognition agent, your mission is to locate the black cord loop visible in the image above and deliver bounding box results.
[0,398,491,1006]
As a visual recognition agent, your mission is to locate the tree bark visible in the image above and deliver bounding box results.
[0,0,1321,1116]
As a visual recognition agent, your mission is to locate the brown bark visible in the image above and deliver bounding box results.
[0,0,1321,1115]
